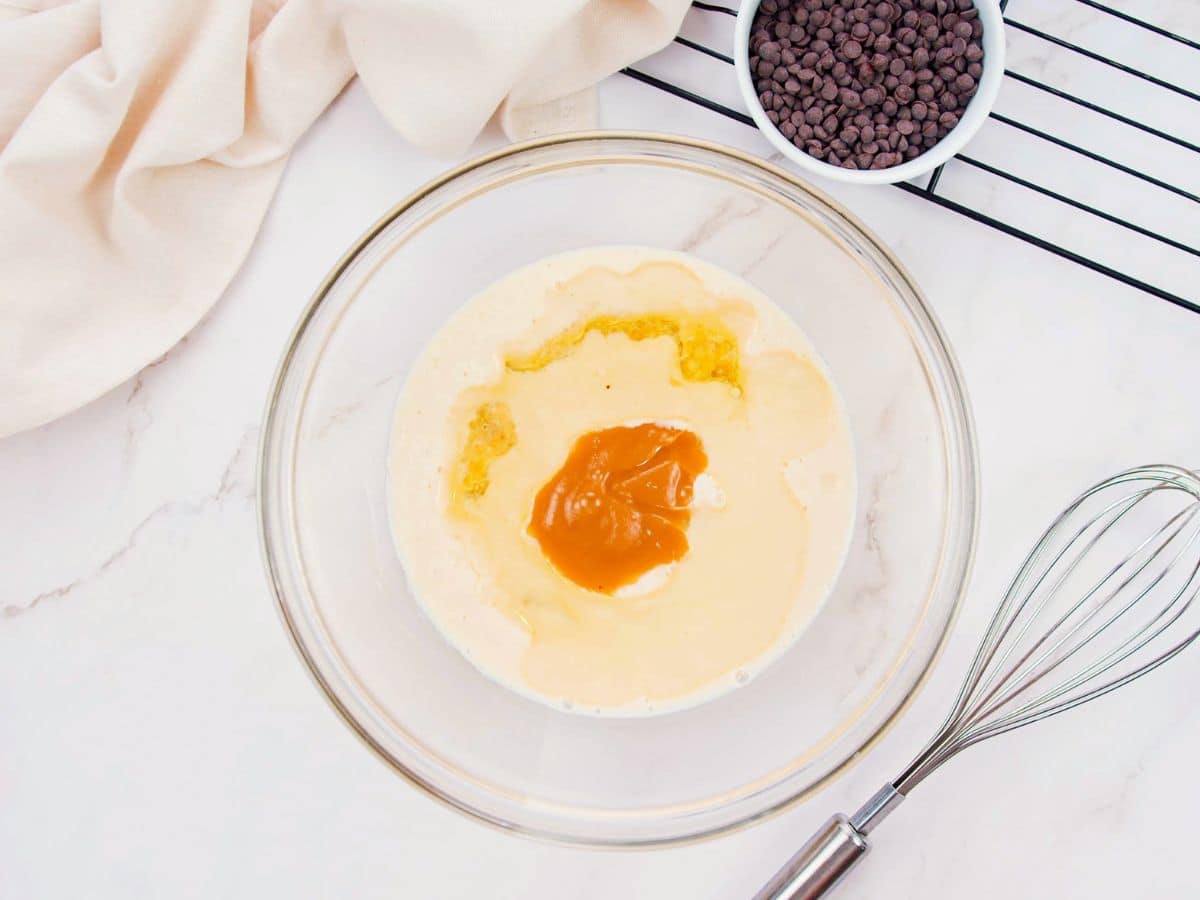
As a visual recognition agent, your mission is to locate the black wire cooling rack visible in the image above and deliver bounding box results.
[623,0,1200,314]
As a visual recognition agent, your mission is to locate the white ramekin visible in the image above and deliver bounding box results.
[733,0,1006,185]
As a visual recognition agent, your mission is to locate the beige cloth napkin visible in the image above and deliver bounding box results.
[0,0,689,437]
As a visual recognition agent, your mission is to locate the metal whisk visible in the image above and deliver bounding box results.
[754,464,1200,900]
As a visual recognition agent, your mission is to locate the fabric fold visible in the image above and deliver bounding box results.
[0,0,689,437]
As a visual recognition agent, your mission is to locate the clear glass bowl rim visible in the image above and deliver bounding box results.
[258,131,980,848]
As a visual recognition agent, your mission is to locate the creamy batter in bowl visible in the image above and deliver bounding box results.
[389,247,857,715]
[260,134,977,846]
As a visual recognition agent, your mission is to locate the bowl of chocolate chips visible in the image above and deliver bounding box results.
[735,0,1004,183]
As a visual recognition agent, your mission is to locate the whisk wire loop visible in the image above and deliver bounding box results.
[895,465,1200,794]
[754,466,1200,900]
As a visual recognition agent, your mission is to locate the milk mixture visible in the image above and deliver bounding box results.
[388,247,856,715]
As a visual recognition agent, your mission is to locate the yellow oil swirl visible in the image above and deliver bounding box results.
[451,401,517,504]
[506,313,742,389]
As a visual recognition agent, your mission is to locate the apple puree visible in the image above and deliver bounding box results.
[529,423,708,594]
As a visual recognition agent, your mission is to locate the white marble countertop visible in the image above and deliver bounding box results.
[4,3,1199,897]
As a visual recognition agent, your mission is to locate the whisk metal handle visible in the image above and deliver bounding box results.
[752,785,904,900]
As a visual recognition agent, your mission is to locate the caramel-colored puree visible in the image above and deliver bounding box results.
[529,423,707,594]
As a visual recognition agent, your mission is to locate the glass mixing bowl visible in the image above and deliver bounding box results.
[259,133,978,847]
